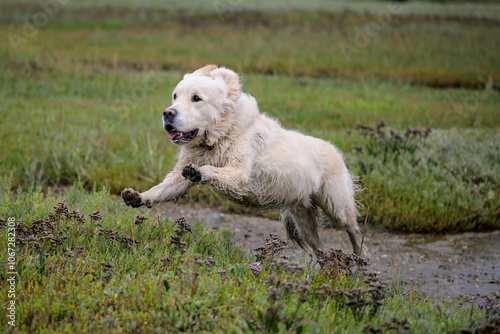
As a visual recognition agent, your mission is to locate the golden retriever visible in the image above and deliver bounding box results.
[122,65,368,257]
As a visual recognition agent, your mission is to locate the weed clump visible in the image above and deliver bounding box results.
[134,215,147,226]
[350,121,499,232]
[254,233,290,261]
[362,317,411,334]
[336,275,387,320]
[193,253,217,267]
[354,119,431,167]
[98,227,139,248]
[170,216,191,253]
[247,262,262,275]
[253,233,306,274]
[317,248,368,277]
[14,201,90,256]
[479,296,500,318]
[13,200,143,256]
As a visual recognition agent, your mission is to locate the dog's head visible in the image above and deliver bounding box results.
[163,65,240,147]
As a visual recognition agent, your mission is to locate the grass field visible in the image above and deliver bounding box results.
[1,1,500,332]
[0,178,496,333]
[1,1,499,232]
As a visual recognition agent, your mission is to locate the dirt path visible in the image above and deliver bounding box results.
[152,202,500,304]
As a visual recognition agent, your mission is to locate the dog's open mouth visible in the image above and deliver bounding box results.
[165,124,199,143]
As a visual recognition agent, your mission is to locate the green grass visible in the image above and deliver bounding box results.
[0,2,499,232]
[6,0,500,18]
[348,126,499,232]
[1,66,498,232]
[0,178,494,333]
[1,5,499,88]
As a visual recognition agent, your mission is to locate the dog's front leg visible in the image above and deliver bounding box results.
[182,164,249,198]
[122,169,192,208]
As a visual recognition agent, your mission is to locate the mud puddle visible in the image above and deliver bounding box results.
[152,202,499,304]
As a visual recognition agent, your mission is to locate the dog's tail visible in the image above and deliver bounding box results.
[350,173,366,220]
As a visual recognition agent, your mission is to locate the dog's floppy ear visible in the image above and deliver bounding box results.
[210,67,241,103]
[190,64,218,77]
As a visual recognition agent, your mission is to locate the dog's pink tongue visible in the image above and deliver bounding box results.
[168,132,180,140]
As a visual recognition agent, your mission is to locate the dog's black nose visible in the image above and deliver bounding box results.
[163,108,177,118]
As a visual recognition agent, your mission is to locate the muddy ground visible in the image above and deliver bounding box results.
[152,202,499,304]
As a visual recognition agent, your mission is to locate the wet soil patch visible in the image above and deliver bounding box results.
[153,202,500,304]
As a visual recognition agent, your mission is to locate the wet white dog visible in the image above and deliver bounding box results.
[122,65,368,257]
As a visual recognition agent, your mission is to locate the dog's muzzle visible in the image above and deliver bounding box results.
[162,108,199,144]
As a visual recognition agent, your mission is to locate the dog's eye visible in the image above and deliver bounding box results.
[173,93,177,100]
[192,95,202,102]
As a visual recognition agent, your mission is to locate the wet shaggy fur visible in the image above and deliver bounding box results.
[122,65,368,258]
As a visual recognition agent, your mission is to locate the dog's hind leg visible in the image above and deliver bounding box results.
[315,172,369,258]
[283,205,323,258]
[281,209,307,250]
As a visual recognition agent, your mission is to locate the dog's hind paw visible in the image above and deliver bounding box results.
[182,164,202,182]
[121,188,144,208]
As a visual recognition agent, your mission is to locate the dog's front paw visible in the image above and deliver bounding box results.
[121,188,143,208]
[182,164,202,182]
